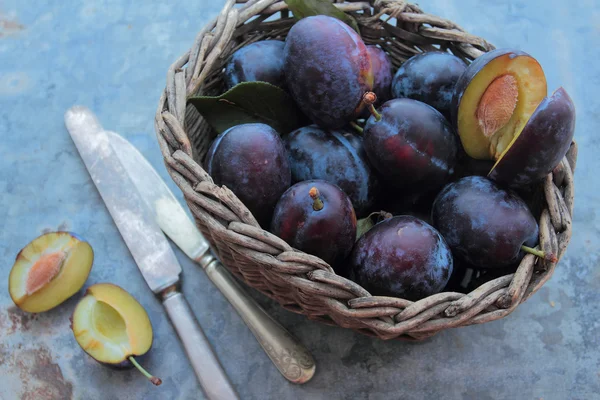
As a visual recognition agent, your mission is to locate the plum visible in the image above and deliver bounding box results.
[72,283,161,385]
[363,98,458,194]
[349,216,453,301]
[431,176,553,269]
[284,125,379,216]
[9,231,93,313]
[489,87,576,187]
[452,49,576,187]
[270,180,356,269]
[391,52,466,120]
[205,123,291,227]
[224,40,286,90]
[358,46,393,119]
[284,15,373,129]
[367,46,393,104]
[451,48,547,161]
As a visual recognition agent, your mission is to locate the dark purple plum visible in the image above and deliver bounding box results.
[224,40,286,89]
[284,15,373,129]
[205,123,291,227]
[431,176,540,269]
[392,52,466,120]
[349,216,453,301]
[363,98,458,194]
[284,125,379,216]
[367,46,393,103]
[489,87,576,187]
[270,180,356,269]
[359,46,393,119]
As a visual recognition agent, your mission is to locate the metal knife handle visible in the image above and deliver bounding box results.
[199,255,316,384]
[162,290,239,400]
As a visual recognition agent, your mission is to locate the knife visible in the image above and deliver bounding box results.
[105,131,316,384]
[65,106,239,400]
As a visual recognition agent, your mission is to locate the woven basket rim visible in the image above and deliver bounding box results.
[154,0,576,340]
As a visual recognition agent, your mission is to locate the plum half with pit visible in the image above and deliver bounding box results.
[270,180,356,270]
[284,15,373,129]
[224,40,286,90]
[71,283,161,386]
[9,231,94,313]
[452,48,547,160]
[431,176,555,269]
[349,215,453,301]
[392,51,466,120]
[205,123,291,227]
[363,97,458,194]
[452,49,575,187]
[284,125,379,216]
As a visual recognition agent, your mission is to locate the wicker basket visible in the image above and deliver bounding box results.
[154,0,577,340]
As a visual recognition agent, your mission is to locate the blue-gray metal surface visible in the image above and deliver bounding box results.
[0,1,598,399]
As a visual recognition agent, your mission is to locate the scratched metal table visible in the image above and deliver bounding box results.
[0,1,598,399]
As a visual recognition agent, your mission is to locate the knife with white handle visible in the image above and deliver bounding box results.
[65,106,239,400]
[105,130,316,384]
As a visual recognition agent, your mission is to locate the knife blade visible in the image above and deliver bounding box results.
[105,132,207,261]
[65,106,239,400]
[105,131,316,384]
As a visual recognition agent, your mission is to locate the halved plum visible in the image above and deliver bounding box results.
[452,49,547,160]
[489,87,576,186]
[453,49,576,187]
[9,232,93,313]
[71,283,161,385]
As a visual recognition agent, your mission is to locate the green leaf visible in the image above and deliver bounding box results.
[356,211,393,240]
[187,81,304,135]
[356,216,375,241]
[285,0,360,33]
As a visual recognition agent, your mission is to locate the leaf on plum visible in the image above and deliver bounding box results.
[188,81,303,135]
[356,216,375,241]
[284,0,360,33]
[356,211,393,240]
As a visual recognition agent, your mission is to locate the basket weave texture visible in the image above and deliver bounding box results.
[155,0,577,340]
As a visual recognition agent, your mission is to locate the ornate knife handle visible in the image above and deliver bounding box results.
[197,253,316,384]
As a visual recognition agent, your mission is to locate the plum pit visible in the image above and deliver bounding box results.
[25,251,67,295]
[476,74,518,139]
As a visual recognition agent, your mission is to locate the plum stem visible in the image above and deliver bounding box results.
[362,92,381,121]
[349,121,363,134]
[521,245,558,263]
[368,104,381,121]
[309,187,324,211]
[129,356,162,386]
[366,210,393,222]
